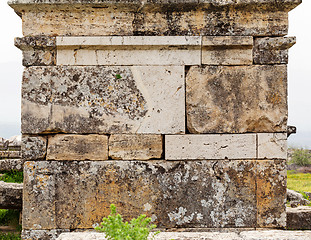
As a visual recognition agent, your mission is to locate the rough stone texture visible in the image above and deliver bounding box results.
[109,134,163,160]
[57,230,311,240]
[256,160,286,228]
[47,134,108,161]
[21,229,70,240]
[186,65,287,134]
[0,159,24,171]
[165,134,256,160]
[8,3,296,37]
[257,133,287,159]
[0,151,21,159]
[22,135,47,160]
[0,181,23,209]
[57,36,201,66]
[287,206,311,230]
[253,37,296,64]
[23,160,258,230]
[15,36,56,66]
[287,189,310,207]
[202,36,253,65]
[22,66,185,134]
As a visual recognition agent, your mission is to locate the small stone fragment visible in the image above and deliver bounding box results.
[47,134,108,160]
[287,206,311,230]
[109,134,163,160]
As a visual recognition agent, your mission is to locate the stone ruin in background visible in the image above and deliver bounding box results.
[8,0,301,239]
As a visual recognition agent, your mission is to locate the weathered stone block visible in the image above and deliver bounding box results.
[47,135,108,161]
[8,2,294,37]
[0,181,23,209]
[256,160,286,228]
[253,37,296,64]
[57,36,201,66]
[0,159,24,171]
[22,66,185,134]
[21,229,70,240]
[23,160,257,230]
[257,133,287,159]
[186,65,287,134]
[165,134,256,160]
[15,36,56,66]
[109,134,162,160]
[202,36,253,65]
[287,206,311,230]
[22,135,47,160]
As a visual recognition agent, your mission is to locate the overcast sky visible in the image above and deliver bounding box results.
[0,1,310,147]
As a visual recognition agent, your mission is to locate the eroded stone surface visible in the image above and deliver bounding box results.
[256,160,287,228]
[22,66,185,134]
[23,160,257,230]
[109,134,162,160]
[21,229,70,240]
[202,36,253,65]
[0,181,23,209]
[15,36,56,66]
[56,230,311,240]
[186,65,287,134]
[22,135,47,160]
[257,133,287,159]
[165,134,256,160]
[253,37,296,64]
[0,159,24,171]
[9,4,292,36]
[47,134,108,160]
[287,206,311,230]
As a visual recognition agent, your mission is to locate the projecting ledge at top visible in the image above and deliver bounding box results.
[8,0,301,11]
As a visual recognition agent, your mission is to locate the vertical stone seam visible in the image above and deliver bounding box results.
[44,135,48,160]
[255,159,258,229]
[162,134,165,160]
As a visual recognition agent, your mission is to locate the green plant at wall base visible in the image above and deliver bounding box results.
[290,148,311,166]
[0,171,23,183]
[115,74,122,79]
[95,204,160,240]
[0,233,21,240]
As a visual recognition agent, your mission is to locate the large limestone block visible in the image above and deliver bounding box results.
[0,159,24,171]
[22,135,47,160]
[23,160,257,230]
[47,134,108,161]
[202,36,253,65]
[22,66,185,134]
[165,134,256,160]
[257,133,287,159]
[253,37,296,64]
[57,36,201,66]
[22,229,70,240]
[109,134,163,160]
[256,160,286,228]
[186,65,287,134]
[287,206,311,230]
[8,1,300,36]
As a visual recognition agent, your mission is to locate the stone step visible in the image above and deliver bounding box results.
[287,206,311,230]
[0,159,24,171]
[0,181,23,209]
[57,230,311,240]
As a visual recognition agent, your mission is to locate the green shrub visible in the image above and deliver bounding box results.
[290,148,311,166]
[0,209,20,227]
[95,204,159,240]
[0,171,23,183]
[0,233,21,240]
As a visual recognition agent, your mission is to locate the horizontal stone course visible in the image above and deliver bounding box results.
[186,65,287,134]
[47,134,108,160]
[22,66,185,134]
[165,134,257,160]
[257,133,287,159]
[109,134,163,160]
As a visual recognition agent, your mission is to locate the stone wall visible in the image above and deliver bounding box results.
[9,0,301,239]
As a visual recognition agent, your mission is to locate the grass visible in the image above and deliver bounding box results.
[0,171,23,183]
[287,170,311,193]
